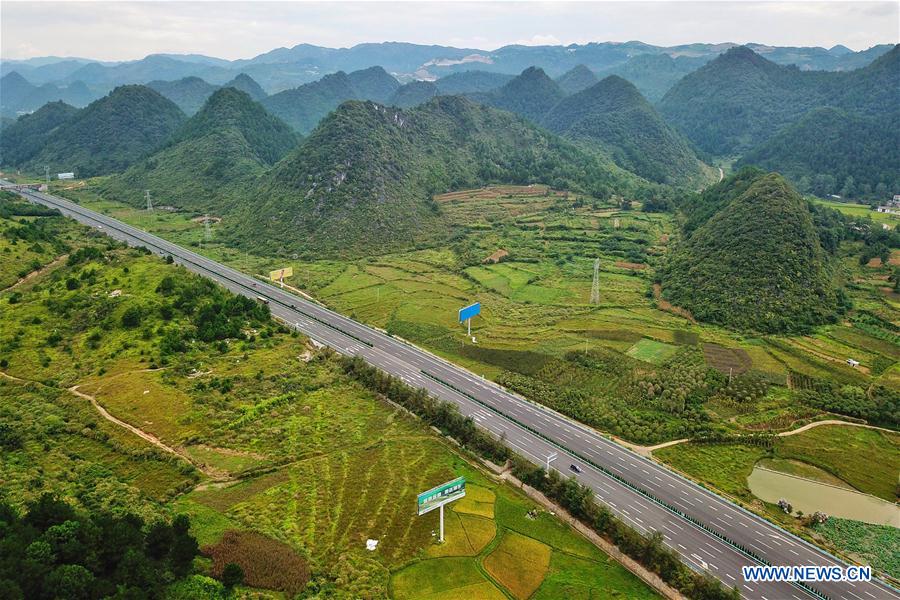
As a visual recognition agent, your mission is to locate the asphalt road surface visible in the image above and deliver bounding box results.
[8,183,898,600]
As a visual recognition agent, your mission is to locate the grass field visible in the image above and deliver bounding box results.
[626,338,679,364]
[812,518,900,579]
[391,468,658,600]
[810,198,899,229]
[483,531,552,599]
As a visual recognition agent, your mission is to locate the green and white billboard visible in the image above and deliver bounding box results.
[417,476,466,515]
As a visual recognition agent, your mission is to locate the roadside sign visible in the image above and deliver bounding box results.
[269,267,293,281]
[458,302,481,323]
[417,476,466,516]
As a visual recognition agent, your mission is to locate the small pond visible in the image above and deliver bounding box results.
[747,466,899,527]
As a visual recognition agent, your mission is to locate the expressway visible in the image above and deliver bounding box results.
[8,182,898,600]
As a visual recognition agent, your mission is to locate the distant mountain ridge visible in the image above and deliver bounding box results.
[0,71,100,117]
[2,40,891,99]
[658,44,900,156]
[261,66,400,133]
[147,73,267,114]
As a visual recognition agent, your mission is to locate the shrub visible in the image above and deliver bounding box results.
[202,530,310,597]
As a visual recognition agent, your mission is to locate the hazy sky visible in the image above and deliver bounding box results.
[2,1,898,61]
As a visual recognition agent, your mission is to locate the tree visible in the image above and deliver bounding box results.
[44,565,95,600]
[221,563,244,589]
[120,306,142,328]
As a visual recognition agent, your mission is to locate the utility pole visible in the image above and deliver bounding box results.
[145,190,153,212]
[590,258,600,305]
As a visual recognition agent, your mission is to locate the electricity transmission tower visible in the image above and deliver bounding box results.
[590,258,600,305]
[45,165,50,184]
[204,214,212,241]
[145,190,153,212]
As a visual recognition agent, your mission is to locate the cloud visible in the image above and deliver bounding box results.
[513,34,563,46]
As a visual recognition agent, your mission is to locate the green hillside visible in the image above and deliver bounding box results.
[347,66,400,103]
[542,76,710,186]
[660,172,840,333]
[389,80,439,107]
[25,85,186,177]
[261,67,398,133]
[434,71,514,94]
[100,88,298,212]
[148,76,219,115]
[223,96,644,259]
[555,64,598,94]
[0,100,80,166]
[737,107,900,201]
[658,45,899,156]
[471,67,565,123]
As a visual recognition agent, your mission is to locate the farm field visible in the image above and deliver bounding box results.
[55,183,896,445]
[0,199,657,598]
[810,197,899,229]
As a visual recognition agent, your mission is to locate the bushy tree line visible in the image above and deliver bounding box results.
[339,355,511,464]
[794,381,899,428]
[0,495,199,599]
[510,457,740,600]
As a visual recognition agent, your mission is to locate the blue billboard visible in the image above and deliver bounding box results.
[458,302,481,322]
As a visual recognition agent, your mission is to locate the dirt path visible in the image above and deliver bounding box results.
[0,371,223,480]
[776,419,896,437]
[2,254,68,292]
[68,384,226,480]
[614,436,690,457]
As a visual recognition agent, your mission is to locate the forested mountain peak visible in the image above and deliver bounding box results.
[224,96,642,258]
[169,87,298,164]
[658,44,898,156]
[661,171,840,333]
[473,66,565,123]
[542,75,710,186]
[555,64,599,94]
[0,100,80,166]
[223,73,267,101]
[147,76,219,114]
[346,65,400,103]
[9,84,185,177]
[260,67,396,133]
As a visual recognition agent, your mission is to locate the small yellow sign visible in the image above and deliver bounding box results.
[269,267,293,281]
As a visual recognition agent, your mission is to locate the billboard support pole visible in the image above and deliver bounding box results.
[439,505,445,542]
[467,318,471,337]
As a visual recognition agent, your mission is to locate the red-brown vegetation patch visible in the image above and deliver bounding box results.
[653,284,696,324]
[866,257,883,268]
[702,343,752,375]
[614,261,647,270]
[202,530,310,596]
[484,249,509,264]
